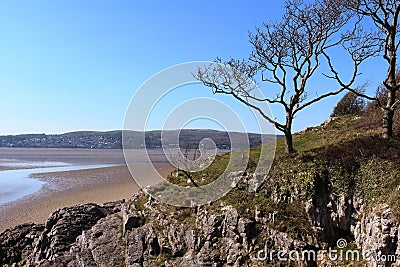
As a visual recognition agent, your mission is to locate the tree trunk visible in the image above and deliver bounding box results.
[284,112,295,154]
[382,107,394,139]
[284,131,295,154]
[180,169,199,187]
[382,73,396,139]
[382,27,397,139]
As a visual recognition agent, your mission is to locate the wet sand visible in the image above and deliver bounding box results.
[0,147,168,164]
[0,149,174,232]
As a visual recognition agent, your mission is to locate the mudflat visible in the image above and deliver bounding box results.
[0,148,174,232]
[0,147,169,164]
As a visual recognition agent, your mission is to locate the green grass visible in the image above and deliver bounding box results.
[129,113,400,244]
[274,115,380,156]
[209,114,398,233]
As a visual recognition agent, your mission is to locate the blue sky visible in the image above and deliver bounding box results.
[0,1,386,135]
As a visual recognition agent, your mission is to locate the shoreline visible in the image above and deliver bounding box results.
[0,163,174,233]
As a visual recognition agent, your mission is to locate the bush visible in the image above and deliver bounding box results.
[331,91,366,117]
[362,84,400,134]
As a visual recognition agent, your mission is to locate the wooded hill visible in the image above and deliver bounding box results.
[0,129,279,149]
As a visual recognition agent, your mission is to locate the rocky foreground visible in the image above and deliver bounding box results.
[0,171,399,267]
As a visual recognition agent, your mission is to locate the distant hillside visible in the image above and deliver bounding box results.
[0,130,279,149]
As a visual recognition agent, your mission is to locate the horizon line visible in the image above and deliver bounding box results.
[0,128,279,137]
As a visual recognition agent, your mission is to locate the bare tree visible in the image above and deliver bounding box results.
[345,0,400,139]
[197,0,376,153]
[167,146,215,187]
[168,147,199,187]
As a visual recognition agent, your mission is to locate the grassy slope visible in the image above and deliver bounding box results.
[168,115,399,232]
[141,114,400,248]
[229,115,400,230]
[126,114,399,267]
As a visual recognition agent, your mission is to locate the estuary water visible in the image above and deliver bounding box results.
[0,161,116,205]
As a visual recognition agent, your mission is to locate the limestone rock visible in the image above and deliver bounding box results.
[0,187,398,267]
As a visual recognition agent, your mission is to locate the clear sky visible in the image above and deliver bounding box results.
[0,1,387,135]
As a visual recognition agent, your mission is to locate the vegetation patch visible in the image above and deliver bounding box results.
[129,113,400,243]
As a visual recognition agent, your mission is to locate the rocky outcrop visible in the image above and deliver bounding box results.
[0,191,314,267]
[0,184,399,266]
[0,201,123,267]
[304,189,399,267]
[0,223,44,264]
[305,192,355,246]
[73,214,126,266]
[353,204,399,267]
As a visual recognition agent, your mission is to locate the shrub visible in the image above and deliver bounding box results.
[331,91,366,117]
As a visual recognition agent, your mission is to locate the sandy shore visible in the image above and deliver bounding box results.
[0,149,174,233]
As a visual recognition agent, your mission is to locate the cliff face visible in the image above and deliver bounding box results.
[305,190,399,266]
[0,193,309,267]
[1,176,399,267]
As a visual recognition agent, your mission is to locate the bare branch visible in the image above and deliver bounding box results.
[197,0,375,153]
[294,87,346,114]
[348,0,400,137]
